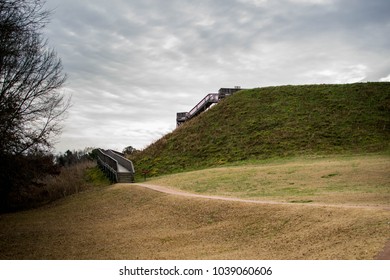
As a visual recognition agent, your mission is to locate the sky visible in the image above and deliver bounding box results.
[43,0,390,153]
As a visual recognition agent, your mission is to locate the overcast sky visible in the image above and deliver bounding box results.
[43,0,390,153]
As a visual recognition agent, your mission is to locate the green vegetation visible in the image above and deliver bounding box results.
[85,166,111,186]
[148,154,390,206]
[130,83,390,179]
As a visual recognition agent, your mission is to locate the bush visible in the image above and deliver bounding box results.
[0,160,109,212]
[0,152,60,212]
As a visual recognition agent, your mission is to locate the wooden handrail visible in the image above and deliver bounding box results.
[176,88,245,126]
[106,150,135,173]
[96,149,135,183]
[96,149,118,172]
[188,93,219,117]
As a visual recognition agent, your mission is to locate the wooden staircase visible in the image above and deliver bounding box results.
[96,149,135,183]
[177,87,244,126]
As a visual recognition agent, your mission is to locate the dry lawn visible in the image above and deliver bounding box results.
[0,184,389,260]
[148,154,390,207]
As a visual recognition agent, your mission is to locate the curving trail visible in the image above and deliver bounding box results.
[125,183,390,259]
[133,183,390,211]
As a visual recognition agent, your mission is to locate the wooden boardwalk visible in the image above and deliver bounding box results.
[96,149,135,183]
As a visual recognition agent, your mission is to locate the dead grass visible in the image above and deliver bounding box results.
[148,154,390,207]
[42,161,93,198]
[0,184,389,260]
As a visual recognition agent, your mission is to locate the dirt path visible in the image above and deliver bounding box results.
[375,240,390,260]
[133,183,390,211]
[128,183,390,260]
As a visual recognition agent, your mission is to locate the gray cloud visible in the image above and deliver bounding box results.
[44,0,390,152]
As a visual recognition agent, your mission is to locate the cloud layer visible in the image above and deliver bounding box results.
[44,0,390,152]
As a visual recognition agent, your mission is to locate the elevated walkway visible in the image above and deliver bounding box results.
[177,87,244,126]
[96,149,135,183]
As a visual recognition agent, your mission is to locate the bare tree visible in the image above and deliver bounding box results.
[0,0,69,211]
[0,0,69,155]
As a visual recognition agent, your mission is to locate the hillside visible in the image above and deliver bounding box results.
[130,83,390,178]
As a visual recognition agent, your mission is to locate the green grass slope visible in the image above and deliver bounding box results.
[130,83,390,178]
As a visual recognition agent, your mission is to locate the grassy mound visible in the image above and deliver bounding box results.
[130,83,390,178]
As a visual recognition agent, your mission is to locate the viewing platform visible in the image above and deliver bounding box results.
[177,87,244,126]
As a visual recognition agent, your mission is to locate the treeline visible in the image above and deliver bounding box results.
[55,148,96,167]
[0,152,59,212]
[0,148,104,212]
[1,144,137,212]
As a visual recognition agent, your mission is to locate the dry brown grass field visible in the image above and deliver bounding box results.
[0,182,389,259]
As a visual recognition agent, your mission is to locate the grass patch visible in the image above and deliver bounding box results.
[290,200,314,203]
[148,154,390,206]
[321,172,340,178]
[85,166,111,185]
